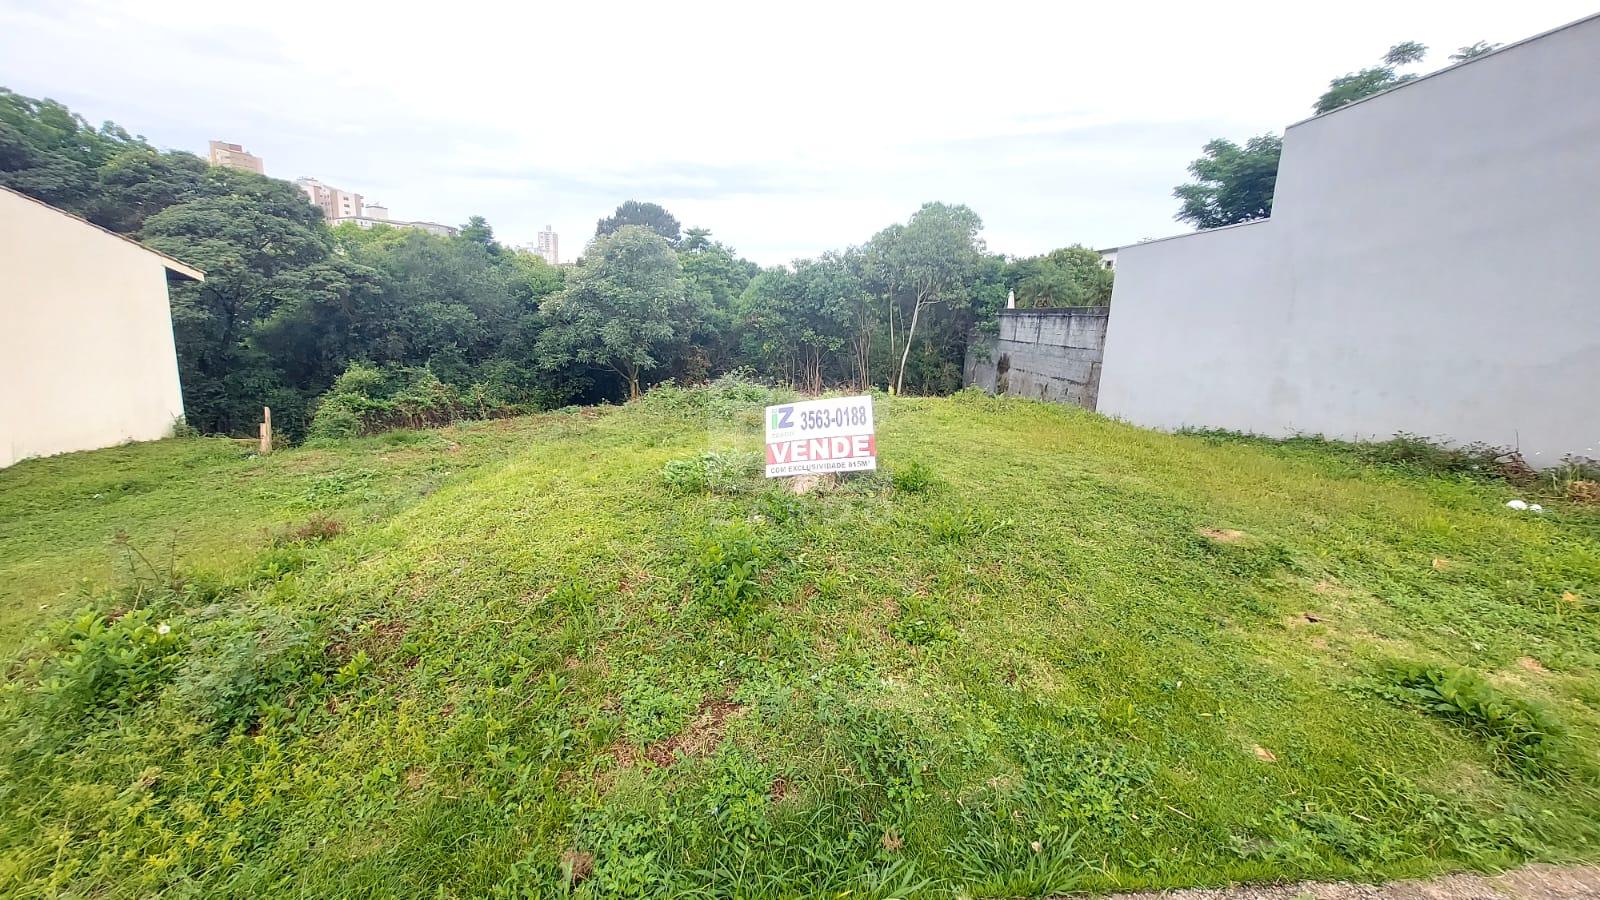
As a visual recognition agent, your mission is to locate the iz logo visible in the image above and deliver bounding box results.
[769,406,793,430]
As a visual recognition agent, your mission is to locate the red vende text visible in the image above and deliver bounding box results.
[765,434,876,464]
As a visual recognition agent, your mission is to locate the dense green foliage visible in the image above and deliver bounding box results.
[0,387,1597,895]
[1172,134,1284,229]
[537,227,694,399]
[1005,245,1115,308]
[2,89,1111,443]
[1314,41,1429,115]
[595,200,682,246]
[1451,41,1500,62]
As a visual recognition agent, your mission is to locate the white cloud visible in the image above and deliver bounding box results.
[2,0,1592,263]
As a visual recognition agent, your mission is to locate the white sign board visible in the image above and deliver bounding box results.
[764,395,877,477]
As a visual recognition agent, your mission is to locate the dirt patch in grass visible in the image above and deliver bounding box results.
[1199,527,1248,543]
[1517,656,1549,674]
[643,697,746,767]
[362,620,409,657]
[273,514,345,546]
[560,849,594,885]
[403,767,428,792]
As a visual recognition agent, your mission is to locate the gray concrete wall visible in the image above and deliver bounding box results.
[1098,14,1600,465]
[965,308,1109,408]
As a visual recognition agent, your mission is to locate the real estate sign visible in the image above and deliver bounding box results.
[764,395,876,478]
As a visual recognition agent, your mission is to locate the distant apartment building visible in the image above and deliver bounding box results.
[207,141,264,174]
[294,177,363,221]
[329,201,457,237]
[537,225,559,265]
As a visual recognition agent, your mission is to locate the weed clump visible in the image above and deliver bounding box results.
[890,460,936,494]
[688,523,765,617]
[661,450,761,494]
[22,606,183,718]
[1380,661,1571,777]
[637,372,797,423]
[307,363,528,442]
[273,514,345,546]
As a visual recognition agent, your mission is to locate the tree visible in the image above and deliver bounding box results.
[459,215,499,251]
[678,228,758,377]
[1172,134,1282,229]
[738,254,859,392]
[1451,41,1499,62]
[1314,41,1427,114]
[864,203,986,395]
[537,226,687,399]
[1008,245,1113,308]
[139,190,336,432]
[595,200,681,246]
[90,147,208,232]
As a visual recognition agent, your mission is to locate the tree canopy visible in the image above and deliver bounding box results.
[1172,135,1282,229]
[1314,41,1428,114]
[2,86,1112,439]
[537,226,689,399]
[1451,41,1500,62]
[1007,246,1113,308]
[595,200,681,246]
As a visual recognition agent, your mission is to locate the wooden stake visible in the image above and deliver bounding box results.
[259,406,272,455]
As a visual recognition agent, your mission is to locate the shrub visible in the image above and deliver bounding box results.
[1357,433,1514,479]
[689,523,765,617]
[637,372,797,422]
[890,461,935,493]
[307,363,526,441]
[661,450,761,494]
[1382,661,1570,777]
[27,607,183,718]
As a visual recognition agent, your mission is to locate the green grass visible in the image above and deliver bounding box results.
[0,385,1597,897]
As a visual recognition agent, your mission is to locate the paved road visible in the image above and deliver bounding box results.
[1094,864,1600,899]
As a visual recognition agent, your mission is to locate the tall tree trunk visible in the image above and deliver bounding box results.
[894,296,925,396]
[885,292,896,392]
[854,301,872,390]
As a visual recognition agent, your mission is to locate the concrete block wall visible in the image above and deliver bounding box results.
[964,308,1109,409]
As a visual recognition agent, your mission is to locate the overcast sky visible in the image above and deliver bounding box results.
[2,0,1592,264]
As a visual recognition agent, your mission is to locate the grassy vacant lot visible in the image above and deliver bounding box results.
[1,383,1596,898]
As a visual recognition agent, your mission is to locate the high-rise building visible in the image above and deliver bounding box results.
[294,177,363,221]
[537,225,559,265]
[207,141,264,174]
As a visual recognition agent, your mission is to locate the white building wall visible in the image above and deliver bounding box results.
[1098,222,1293,435]
[1098,14,1600,464]
[0,190,188,468]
